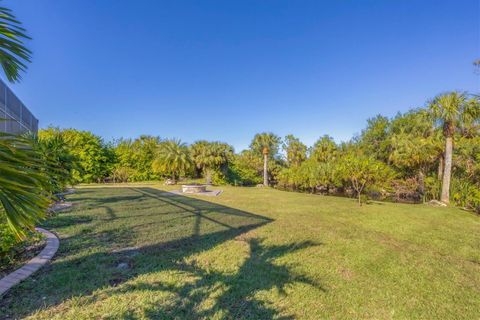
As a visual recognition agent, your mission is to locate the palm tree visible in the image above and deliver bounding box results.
[310,135,338,163]
[152,139,192,183]
[250,133,281,186]
[429,92,480,203]
[190,141,233,184]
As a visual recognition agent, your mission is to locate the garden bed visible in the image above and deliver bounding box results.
[0,230,46,278]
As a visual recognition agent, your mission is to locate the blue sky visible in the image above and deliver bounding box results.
[7,0,480,151]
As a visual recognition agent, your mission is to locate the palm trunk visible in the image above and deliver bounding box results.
[437,154,444,180]
[263,153,268,187]
[440,137,453,204]
[418,170,425,203]
[205,168,212,185]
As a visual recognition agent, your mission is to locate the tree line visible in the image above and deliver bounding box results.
[34,90,479,211]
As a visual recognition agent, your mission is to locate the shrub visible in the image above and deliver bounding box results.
[211,170,228,185]
[225,161,262,186]
[424,176,441,202]
[112,166,136,183]
[0,223,17,259]
[451,179,480,213]
[0,222,44,267]
[337,154,395,205]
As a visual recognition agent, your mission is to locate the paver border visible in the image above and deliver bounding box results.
[0,227,59,296]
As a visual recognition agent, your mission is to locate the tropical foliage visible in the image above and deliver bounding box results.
[23,91,477,211]
[190,141,234,184]
[20,92,476,212]
[0,133,49,238]
[33,132,77,194]
[337,153,395,205]
[428,92,480,203]
[0,4,31,82]
[152,139,192,183]
[39,128,114,183]
[250,132,282,186]
[113,135,160,182]
[276,95,479,208]
[283,134,307,167]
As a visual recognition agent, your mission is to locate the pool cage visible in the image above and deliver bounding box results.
[0,79,38,135]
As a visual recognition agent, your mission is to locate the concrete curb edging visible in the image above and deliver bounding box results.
[0,227,59,296]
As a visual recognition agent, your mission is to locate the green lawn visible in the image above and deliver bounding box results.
[1,184,479,319]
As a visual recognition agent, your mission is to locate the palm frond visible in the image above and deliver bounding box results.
[0,4,31,82]
[0,133,50,238]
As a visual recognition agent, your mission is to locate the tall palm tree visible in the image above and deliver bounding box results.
[429,92,480,203]
[190,141,233,184]
[152,139,192,183]
[250,133,281,186]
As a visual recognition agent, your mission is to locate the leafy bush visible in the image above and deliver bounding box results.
[0,222,44,268]
[0,223,17,259]
[277,160,339,193]
[451,179,480,213]
[424,176,441,201]
[39,128,113,184]
[337,154,395,205]
[225,159,262,186]
[211,169,228,185]
[112,166,137,183]
[114,136,160,181]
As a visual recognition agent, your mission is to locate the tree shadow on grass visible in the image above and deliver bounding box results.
[1,187,323,319]
[41,205,115,230]
[41,214,93,228]
[113,238,324,319]
[71,194,144,205]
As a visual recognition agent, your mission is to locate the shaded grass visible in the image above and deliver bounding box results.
[1,184,479,319]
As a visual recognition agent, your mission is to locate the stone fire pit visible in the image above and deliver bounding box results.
[182,184,207,194]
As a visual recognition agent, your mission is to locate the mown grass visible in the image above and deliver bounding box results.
[1,183,479,319]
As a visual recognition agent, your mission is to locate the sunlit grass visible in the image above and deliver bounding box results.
[1,184,479,319]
